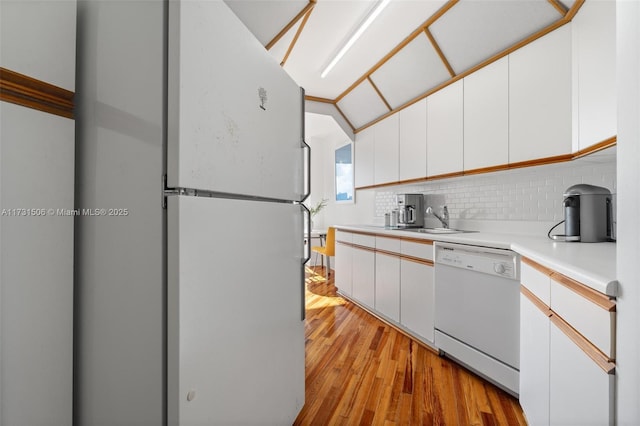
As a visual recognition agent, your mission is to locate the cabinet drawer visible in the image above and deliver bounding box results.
[352,233,375,248]
[550,275,615,359]
[400,240,433,261]
[520,259,551,306]
[335,230,352,243]
[376,236,401,253]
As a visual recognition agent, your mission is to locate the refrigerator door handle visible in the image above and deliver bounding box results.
[301,139,311,202]
[301,203,311,265]
[300,87,311,203]
[300,203,311,321]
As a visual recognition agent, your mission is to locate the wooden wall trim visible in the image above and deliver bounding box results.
[334,103,356,132]
[573,136,617,159]
[355,137,616,191]
[424,28,456,78]
[564,0,586,21]
[522,256,555,277]
[335,0,459,104]
[550,313,615,374]
[0,67,74,119]
[280,7,314,67]
[521,285,552,317]
[368,76,392,111]
[265,0,316,51]
[305,95,334,104]
[548,0,569,16]
[551,272,616,312]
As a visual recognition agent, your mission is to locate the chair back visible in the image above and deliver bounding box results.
[324,227,336,256]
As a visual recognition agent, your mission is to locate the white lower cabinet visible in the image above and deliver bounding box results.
[335,242,353,296]
[400,259,434,343]
[375,252,400,322]
[352,246,375,309]
[549,320,615,426]
[519,257,615,426]
[519,293,550,426]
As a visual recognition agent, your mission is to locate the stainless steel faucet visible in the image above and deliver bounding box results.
[426,205,449,228]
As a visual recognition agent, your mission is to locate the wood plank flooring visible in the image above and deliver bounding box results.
[294,267,527,426]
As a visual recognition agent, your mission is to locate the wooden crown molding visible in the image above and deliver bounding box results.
[354,136,617,191]
[0,67,74,119]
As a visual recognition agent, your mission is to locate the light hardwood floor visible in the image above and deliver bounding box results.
[294,266,527,426]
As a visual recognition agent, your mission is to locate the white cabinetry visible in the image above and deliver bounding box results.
[519,292,550,426]
[374,114,399,185]
[463,57,509,171]
[519,258,615,426]
[335,231,435,345]
[351,234,376,309]
[335,232,353,296]
[354,126,375,188]
[1,2,76,425]
[399,99,427,181]
[509,25,572,163]
[427,80,463,176]
[549,319,615,426]
[400,259,434,343]
[375,252,400,322]
[571,0,617,152]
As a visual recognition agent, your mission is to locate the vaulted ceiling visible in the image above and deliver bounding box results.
[225,0,583,133]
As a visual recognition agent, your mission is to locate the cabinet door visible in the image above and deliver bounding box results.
[572,0,616,151]
[400,260,434,343]
[464,57,509,171]
[374,114,399,185]
[355,126,375,188]
[399,98,427,181]
[509,25,572,163]
[375,252,400,322]
[427,80,463,177]
[335,242,352,296]
[519,294,550,426]
[352,247,375,309]
[549,320,614,426]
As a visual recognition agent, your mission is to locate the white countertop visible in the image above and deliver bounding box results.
[334,225,618,297]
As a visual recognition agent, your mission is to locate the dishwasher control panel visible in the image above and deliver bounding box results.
[435,242,519,280]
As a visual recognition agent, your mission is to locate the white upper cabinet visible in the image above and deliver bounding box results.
[427,80,464,177]
[571,0,616,152]
[0,1,77,90]
[355,126,375,188]
[399,99,427,181]
[509,25,572,163]
[374,114,400,185]
[463,57,509,171]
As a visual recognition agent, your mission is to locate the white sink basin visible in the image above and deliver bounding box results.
[406,228,473,234]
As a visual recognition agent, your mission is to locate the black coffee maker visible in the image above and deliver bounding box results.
[551,184,614,242]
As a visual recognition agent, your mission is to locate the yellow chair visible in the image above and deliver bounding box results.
[311,227,335,279]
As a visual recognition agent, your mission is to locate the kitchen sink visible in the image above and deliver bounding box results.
[403,227,475,234]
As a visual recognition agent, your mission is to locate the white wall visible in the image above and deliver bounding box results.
[616,1,640,424]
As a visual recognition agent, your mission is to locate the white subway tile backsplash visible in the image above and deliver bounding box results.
[375,152,616,225]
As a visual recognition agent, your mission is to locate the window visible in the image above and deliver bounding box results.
[335,143,354,203]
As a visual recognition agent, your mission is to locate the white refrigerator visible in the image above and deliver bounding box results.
[75,1,309,424]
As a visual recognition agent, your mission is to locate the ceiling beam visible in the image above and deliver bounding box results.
[281,7,314,66]
[266,0,316,51]
[424,27,456,78]
[367,76,392,111]
[334,0,459,104]
[548,0,569,16]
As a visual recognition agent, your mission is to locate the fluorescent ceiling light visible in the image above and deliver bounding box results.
[320,0,392,79]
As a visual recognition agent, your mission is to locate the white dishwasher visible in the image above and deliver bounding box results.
[434,242,520,396]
